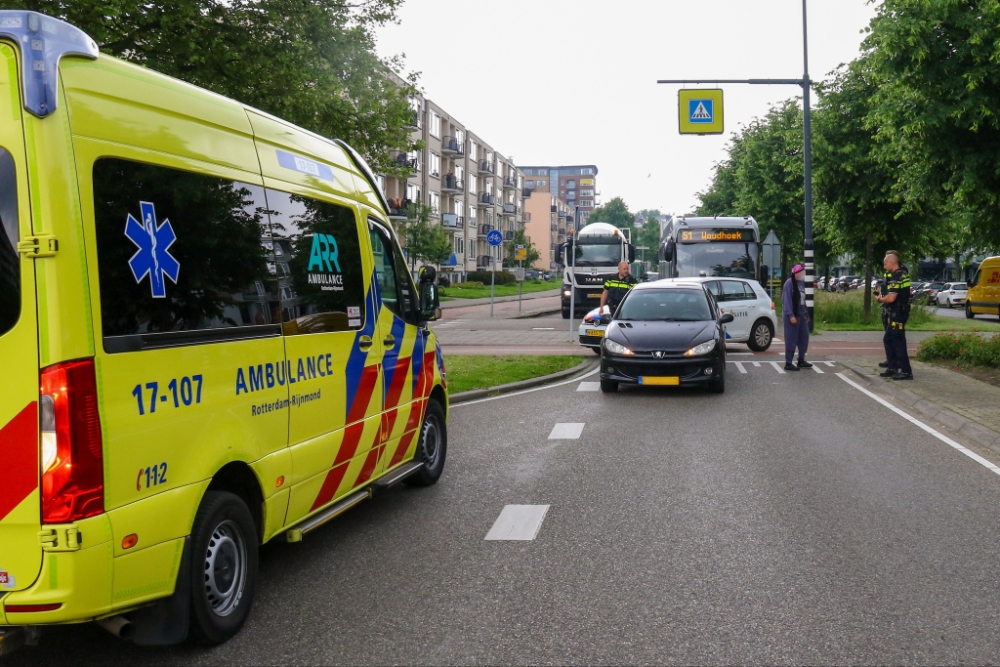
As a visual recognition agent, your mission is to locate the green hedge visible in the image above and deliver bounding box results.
[466,270,517,285]
[917,332,1000,368]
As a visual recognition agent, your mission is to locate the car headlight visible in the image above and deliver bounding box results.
[563,290,571,297]
[684,340,716,357]
[603,338,633,356]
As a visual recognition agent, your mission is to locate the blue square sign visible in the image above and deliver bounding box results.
[688,99,714,124]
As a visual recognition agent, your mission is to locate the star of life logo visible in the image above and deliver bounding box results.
[125,201,180,298]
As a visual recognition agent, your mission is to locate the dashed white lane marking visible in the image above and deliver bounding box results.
[729,352,754,356]
[577,382,600,391]
[549,423,585,439]
[811,364,825,374]
[822,361,837,367]
[773,338,783,343]
[753,362,761,367]
[485,505,550,540]
[836,373,1000,477]
[734,362,748,374]
[770,361,786,374]
[532,327,555,330]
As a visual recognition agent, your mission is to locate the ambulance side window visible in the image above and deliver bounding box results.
[265,189,365,335]
[368,220,417,322]
[93,158,280,353]
[0,147,19,337]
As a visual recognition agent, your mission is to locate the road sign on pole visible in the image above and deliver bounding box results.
[514,244,526,261]
[678,89,724,135]
[486,229,503,247]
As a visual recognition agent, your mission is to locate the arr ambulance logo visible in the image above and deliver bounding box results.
[125,201,180,298]
[307,233,344,291]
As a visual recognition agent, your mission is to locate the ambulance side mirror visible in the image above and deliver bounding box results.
[418,266,440,322]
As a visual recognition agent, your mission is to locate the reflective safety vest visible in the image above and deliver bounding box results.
[603,275,637,306]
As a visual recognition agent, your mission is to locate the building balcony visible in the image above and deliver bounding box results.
[442,213,461,228]
[502,203,516,215]
[389,150,417,171]
[504,230,515,240]
[478,161,495,176]
[551,224,558,232]
[479,224,493,236]
[477,255,492,268]
[441,175,464,192]
[386,197,411,220]
[403,109,421,130]
[442,136,465,156]
[559,227,566,235]
[503,176,517,190]
[522,187,533,198]
[550,205,557,213]
[558,210,567,219]
[477,193,495,207]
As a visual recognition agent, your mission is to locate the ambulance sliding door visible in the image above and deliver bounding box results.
[269,189,385,525]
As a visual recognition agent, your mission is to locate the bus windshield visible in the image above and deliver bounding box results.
[573,242,621,266]
[675,242,758,279]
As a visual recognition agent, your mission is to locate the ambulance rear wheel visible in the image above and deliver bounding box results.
[405,400,447,487]
[189,491,258,645]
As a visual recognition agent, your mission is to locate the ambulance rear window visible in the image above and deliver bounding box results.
[93,158,281,352]
[0,147,18,338]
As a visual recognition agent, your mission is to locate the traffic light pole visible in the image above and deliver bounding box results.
[657,0,814,331]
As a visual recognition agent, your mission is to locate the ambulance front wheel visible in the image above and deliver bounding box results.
[405,399,447,487]
[189,491,259,645]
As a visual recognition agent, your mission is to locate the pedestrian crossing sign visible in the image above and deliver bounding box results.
[678,89,724,135]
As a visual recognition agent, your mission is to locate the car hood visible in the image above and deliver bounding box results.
[609,320,715,352]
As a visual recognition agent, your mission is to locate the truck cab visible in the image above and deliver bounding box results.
[558,222,635,319]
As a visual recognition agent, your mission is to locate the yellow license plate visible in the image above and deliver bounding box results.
[639,376,679,386]
[588,293,602,299]
[586,329,604,337]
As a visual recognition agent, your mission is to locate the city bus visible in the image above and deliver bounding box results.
[658,216,762,282]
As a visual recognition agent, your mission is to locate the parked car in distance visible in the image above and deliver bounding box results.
[936,282,968,308]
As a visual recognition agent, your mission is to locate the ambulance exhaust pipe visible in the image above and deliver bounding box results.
[96,615,135,641]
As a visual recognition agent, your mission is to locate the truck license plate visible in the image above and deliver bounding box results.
[587,293,602,299]
[639,376,679,386]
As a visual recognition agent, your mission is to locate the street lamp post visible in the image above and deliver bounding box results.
[658,0,815,330]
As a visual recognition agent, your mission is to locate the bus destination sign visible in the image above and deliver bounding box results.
[679,229,756,243]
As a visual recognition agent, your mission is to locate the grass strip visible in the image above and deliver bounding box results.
[444,355,583,394]
[441,280,558,299]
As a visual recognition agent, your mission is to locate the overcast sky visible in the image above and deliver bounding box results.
[376,0,877,217]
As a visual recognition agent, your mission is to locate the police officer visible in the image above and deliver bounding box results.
[600,261,637,315]
[877,265,893,369]
[875,250,913,380]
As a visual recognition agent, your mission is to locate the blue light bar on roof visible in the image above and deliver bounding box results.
[0,11,99,118]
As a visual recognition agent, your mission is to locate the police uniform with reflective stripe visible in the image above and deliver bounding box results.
[883,266,912,375]
[604,275,637,311]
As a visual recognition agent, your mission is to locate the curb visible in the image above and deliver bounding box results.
[449,358,598,404]
[439,289,561,309]
[840,360,1000,454]
[512,307,561,319]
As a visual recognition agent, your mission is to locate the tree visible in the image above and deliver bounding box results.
[814,59,937,321]
[637,216,661,269]
[504,228,540,267]
[587,197,635,238]
[865,0,1000,248]
[14,0,420,177]
[399,203,451,271]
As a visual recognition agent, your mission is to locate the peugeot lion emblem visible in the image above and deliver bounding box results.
[653,351,666,359]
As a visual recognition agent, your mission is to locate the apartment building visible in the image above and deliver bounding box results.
[524,191,574,271]
[377,95,527,281]
[519,164,599,227]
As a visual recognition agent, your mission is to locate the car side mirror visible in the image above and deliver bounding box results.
[599,314,612,325]
[719,313,734,325]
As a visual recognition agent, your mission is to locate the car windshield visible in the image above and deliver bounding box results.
[674,242,757,279]
[617,289,712,321]
[572,241,621,266]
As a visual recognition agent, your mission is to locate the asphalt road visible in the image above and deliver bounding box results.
[10,351,1000,665]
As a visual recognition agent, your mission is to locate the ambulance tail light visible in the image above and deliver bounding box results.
[40,359,104,524]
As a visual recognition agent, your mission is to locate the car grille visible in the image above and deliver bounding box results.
[612,363,705,379]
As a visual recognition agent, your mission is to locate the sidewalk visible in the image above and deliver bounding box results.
[840,355,1000,452]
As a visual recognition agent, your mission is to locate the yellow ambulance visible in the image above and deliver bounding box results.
[966,256,1000,320]
[0,11,447,650]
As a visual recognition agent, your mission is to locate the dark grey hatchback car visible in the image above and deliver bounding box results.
[599,282,734,394]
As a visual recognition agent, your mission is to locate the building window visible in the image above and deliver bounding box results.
[468,205,476,224]
[581,189,594,196]
[567,180,576,189]
[455,236,463,254]
[429,191,440,215]
[469,142,477,161]
[579,200,593,207]
[429,152,441,178]
[430,111,441,138]
[406,183,420,203]
[582,168,594,175]
[470,239,477,256]
[468,176,476,194]
[537,180,546,187]
[456,165,464,181]
[526,180,534,188]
